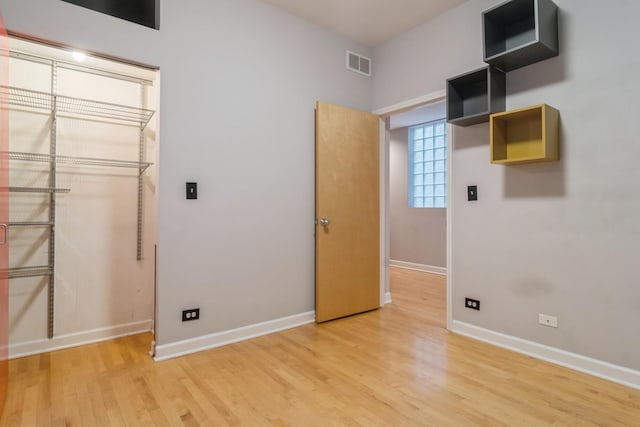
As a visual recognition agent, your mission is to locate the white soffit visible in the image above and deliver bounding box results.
[390,100,446,130]
[261,0,469,47]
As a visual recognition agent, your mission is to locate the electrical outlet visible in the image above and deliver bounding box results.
[467,185,478,201]
[182,308,200,322]
[538,313,558,328]
[465,297,480,311]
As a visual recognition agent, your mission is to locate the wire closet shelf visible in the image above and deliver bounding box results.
[6,186,70,193]
[0,84,155,128]
[7,266,53,279]
[4,151,152,171]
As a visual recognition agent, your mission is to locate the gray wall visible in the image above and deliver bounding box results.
[374,0,640,371]
[0,0,373,345]
[390,127,446,267]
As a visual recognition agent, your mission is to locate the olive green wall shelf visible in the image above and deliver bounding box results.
[490,104,559,165]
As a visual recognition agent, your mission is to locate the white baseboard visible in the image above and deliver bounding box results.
[384,292,392,304]
[452,320,640,391]
[154,311,315,361]
[390,260,446,276]
[9,319,153,359]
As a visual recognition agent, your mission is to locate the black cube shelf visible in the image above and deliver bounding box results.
[446,66,505,127]
[483,0,558,72]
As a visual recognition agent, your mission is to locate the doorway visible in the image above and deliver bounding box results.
[5,36,159,357]
[375,90,453,329]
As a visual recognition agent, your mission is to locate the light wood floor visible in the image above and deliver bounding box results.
[1,267,639,426]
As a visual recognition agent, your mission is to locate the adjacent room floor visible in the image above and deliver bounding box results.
[1,267,638,426]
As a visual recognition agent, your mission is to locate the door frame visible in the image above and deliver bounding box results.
[373,89,453,330]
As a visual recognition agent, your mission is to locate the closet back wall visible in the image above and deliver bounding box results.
[0,0,373,350]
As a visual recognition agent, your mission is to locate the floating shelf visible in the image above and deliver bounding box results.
[482,0,558,72]
[490,104,559,165]
[447,66,505,126]
[0,85,155,128]
[8,265,53,279]
[5,151,152,171]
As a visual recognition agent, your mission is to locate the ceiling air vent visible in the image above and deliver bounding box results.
[346,50,371,76]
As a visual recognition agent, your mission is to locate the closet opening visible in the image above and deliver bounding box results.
[4,35,159,358]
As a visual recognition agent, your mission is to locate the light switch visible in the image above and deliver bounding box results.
[186,182,197,200]
[467,185,478,201]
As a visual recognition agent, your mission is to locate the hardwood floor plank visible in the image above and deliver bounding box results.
[1,267,639,426]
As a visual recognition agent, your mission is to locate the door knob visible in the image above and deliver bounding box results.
[319,218,330,226]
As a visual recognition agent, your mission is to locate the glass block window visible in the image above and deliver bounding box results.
[408,119,447,208]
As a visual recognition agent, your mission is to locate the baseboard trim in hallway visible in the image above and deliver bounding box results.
[390,260,446,276]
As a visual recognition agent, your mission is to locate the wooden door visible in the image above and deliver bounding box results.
[315,101,380,322]
[0,13,9,412]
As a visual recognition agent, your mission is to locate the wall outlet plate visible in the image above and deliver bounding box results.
[465,297,480,311]
[182,308,200,321]
[538,313,558,328]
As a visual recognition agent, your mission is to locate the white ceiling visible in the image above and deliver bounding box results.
[262,0,469,47]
